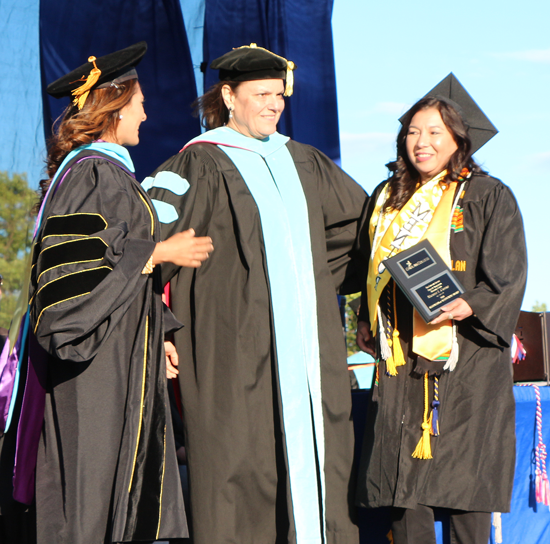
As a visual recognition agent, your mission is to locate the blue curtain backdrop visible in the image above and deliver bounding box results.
[0,0,44,188]
[0,0,341,186]
[204,0,341,162]
[40,0,201,181]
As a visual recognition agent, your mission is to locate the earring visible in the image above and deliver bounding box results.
[228,107,234,120]
[119,114,123,120]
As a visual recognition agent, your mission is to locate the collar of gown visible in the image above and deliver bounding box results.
[183,126,290,158]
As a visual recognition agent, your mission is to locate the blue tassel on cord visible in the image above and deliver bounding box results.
[430,400,440,436]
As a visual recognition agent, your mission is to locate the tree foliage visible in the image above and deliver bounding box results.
[0,172,36,329]
[532,300,548,312]
[344,292,361,356]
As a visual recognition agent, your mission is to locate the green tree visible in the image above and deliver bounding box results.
[344,292,361,356]
[532,300,548,312]
[0,172,36,329]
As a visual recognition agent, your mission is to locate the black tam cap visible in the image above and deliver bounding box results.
[210,43,296,96]
[47,41,147,109]
[400,73,498,154]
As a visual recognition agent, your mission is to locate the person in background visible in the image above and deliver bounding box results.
[355,74,527,544]
[0,42,213,544]
[0,275,6,344]
[146,43,367,544]
[0,273,32,544]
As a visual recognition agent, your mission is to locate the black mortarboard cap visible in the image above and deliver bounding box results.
[47,41,147,109]
[210,43,296,96]
[399,73,498,154]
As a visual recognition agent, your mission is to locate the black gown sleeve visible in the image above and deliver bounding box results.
[295,144,369,294]
[146,145,218,285]
[357,181,387,325]
[163,304,183,335]
[30,159,156,362]
[459,181,527,347]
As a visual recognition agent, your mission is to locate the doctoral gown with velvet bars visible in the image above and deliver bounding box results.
[147,140,367,544]
[355,174,527,513]
[28,150,188,544]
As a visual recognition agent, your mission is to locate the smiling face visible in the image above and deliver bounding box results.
[223,79,285,139]
[405,107,458,182]
[114,82,146,147]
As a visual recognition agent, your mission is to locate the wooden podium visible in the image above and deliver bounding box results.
[513,311,550,383]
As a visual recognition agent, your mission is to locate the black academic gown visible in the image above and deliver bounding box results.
[356,174,527,513]
[29,150,187,544]
[147,140,367,544]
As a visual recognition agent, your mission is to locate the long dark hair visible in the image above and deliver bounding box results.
[36,79,139,211]
[384,97,484,211]
[193,80,241,130]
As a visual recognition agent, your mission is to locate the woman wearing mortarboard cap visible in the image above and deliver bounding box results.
[146,44,367,544]
[354,74,527,543]
[0,41,214,544]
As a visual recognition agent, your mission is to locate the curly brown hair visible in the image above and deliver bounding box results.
[193,80,241,130]
[384,97,484,212]
[36,79,139,211]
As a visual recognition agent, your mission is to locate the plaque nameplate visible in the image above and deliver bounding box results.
[383,239,465,323]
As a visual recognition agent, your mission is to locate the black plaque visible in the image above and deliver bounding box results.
[383,239,465,323]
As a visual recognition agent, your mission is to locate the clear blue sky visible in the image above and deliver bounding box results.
[332,0,550,311]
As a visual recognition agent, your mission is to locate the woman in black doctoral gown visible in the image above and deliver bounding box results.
[2,42,213,544]
[146,44,367,544]
[355,75,527,544]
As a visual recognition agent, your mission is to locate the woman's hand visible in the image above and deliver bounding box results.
[357,320,376,356]
[165,340,179,379]
[153,228,214,268]
[430,298,473,325]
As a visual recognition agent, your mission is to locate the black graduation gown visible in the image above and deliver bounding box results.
[356,174,527,513]
[147,140,367,544]
[29,150,187,543]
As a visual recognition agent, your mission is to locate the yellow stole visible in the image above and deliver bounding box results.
[367,172,457,366]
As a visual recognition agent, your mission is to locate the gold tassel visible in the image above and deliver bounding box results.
[284,61,295,97]
[71,56,102,110]
[412,372,433,459]
[386,530,394,544]
[391,282,406,369]
[385,350,397,376]
[141,255,155,275]
[391,328,406,368]
[238,44,295,97]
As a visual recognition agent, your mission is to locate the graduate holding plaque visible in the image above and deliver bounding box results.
[355,74,527,543]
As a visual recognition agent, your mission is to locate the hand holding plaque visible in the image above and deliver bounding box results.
[383,239,465,323]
